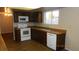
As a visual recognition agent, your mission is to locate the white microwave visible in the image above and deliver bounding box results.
[18,16,29,22]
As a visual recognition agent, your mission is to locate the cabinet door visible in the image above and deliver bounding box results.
[14,29,21,42]
[30,12,42,23]
[57,34,65,50]
[31,29,46,46]
[31,29,39,41]
[47,33,57,50]
[37,30,46,46]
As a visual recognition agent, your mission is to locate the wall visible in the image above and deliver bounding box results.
[59,8,79,51]
[0,13,13,34]
[42,7,61,11]
[36,7,79,51]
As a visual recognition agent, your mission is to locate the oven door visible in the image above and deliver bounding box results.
[20,28,31,37]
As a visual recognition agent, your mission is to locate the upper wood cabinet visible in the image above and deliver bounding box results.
[29,12,42,23]
[12,9,31,22]
[12,9,43,23]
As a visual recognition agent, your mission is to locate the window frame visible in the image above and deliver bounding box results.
[43,9,59,25]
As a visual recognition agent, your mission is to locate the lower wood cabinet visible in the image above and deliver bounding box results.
[31,28,66,51]
[31,28,47,46]
[14,29,21,42]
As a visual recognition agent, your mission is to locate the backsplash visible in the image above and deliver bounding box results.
[34,23,66,30]
[13,22,36,28]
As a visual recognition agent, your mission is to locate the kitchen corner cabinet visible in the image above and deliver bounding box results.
[30,12,42,23]
[47,33,65,50]
[31,28,47,46]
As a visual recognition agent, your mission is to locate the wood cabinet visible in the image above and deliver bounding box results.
[12,9,42,23]
[30,12,42,23]
[12,9,31,22]
[31,28,47,46]
[14,28,21,42]
[31,28,66,51]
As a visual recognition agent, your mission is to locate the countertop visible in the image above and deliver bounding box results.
[14,25,66,35]
[31,26,66,35]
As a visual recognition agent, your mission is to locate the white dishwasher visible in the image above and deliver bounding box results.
[47,33,57,50]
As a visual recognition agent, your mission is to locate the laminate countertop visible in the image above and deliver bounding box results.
[0,34,7,51]
[31,26,66,35]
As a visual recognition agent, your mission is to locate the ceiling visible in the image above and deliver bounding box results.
[10,7,40,10]
[9,7,62,11]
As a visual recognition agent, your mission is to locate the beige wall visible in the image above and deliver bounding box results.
[59,8,79,51]
[0,14,13,34]
[36,7,79,51]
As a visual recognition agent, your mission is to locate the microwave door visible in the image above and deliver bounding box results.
[19,16,29,22]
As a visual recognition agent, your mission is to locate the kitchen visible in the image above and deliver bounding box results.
[0,7,79,51]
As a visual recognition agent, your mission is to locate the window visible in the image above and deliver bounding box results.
[43,10,59,24]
